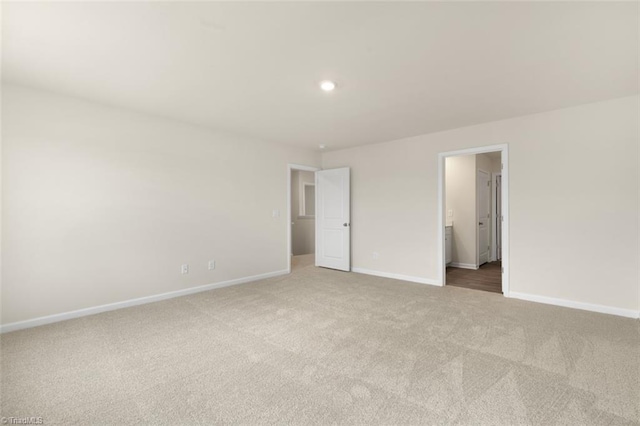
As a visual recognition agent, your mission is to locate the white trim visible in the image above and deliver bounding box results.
[438,144,509,296]
[287,164,320,273]
[448,262,478,270]
[288,163,319,173]
[353,267,440,286]
[509,292,640,319]
[436,154,446,287]
[0,270,289,334]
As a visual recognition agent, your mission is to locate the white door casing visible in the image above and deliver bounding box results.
[315,168,351,271]
[477,169,490,266]
[438,144,509,296]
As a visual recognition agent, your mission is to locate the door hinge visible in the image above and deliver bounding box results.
[501,163,503,170]
[501,267,504,273]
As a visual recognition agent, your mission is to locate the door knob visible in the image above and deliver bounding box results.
[343,223,350,227]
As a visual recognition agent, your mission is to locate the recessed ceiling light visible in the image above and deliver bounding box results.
[319,144,326,149]
[319,80,336,92]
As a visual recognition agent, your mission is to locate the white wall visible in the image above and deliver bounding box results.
[1,84,320,325]
[323,96,639,314]
[445,155,476,266]
[291,170,315,255]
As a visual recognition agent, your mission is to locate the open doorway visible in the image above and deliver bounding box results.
[438,145,509,296]
[287,164,319,272]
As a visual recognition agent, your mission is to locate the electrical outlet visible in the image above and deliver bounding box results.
[447,210,454,217]
[181,264,189,275]
[372,252,380,260]
[208,260,216,270]
[272,209,280,218]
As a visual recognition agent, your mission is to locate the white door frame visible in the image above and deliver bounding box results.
[287,163,320,273]
[437,144,510,296]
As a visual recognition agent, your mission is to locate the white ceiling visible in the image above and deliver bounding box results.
[3,2,638,151]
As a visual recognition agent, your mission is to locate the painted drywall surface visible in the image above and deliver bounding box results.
[1,84,320,325]
[445,155,476,266]
[323,95,639,311]
[291,170,315,255]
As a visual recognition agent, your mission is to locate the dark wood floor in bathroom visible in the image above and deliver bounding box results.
[447,261,502,293]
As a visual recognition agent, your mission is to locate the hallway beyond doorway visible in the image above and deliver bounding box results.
[291,254,314,271]
[446,262,502,293]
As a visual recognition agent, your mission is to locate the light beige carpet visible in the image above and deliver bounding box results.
[2,255,639,425]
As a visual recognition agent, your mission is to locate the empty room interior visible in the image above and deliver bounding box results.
[1,2,639,425]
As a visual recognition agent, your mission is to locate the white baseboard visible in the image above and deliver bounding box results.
[509,291,640,319]
[448,262,478,270]
[352,267,441,287]
[0,269,289,334]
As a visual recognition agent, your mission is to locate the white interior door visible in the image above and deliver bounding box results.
[316,168,350,271]
[496,174,502,260]
[477,169,491,265]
